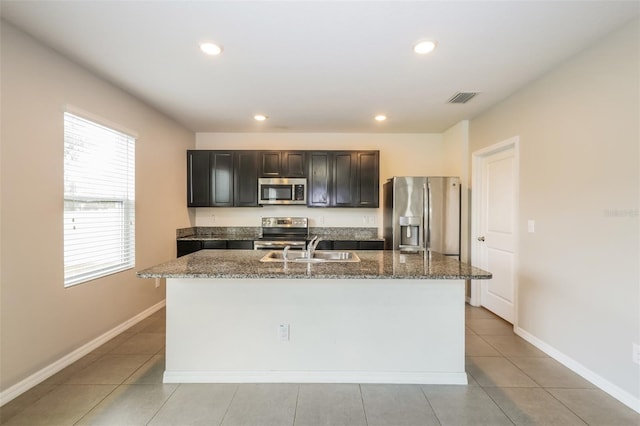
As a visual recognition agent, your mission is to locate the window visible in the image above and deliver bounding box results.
[64,112,135,287]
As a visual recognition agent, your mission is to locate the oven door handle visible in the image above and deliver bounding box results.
[254,241,306,250]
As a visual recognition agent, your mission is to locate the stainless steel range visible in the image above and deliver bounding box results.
[253,217,308,250]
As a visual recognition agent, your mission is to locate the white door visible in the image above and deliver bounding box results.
[471,138,518,324]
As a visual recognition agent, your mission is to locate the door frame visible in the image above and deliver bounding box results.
[470,137,520,323]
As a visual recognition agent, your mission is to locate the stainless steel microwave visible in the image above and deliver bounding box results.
[258,178,307,205]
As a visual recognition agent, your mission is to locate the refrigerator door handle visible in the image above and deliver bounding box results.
[423,182,431,251]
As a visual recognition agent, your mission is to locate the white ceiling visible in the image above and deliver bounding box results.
[1,1,638,133]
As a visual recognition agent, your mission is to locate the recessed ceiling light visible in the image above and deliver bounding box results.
[413,40,437,55]
[200,42,223,56]
[374,115,387,122]
[254,114,268,121]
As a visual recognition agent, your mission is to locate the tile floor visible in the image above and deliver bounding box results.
[1,305,638,425]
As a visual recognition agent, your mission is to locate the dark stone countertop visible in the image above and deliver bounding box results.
[137,250,492,280]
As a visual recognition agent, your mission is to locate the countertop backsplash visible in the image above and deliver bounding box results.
[177,226,261,239]
[177,226,381,240]
[308,227,380,240]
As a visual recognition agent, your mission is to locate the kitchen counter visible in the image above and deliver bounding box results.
[137,249,491,280]
[139,250,491,385]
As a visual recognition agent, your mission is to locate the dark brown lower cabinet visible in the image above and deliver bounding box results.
[227,240,254,250]
[202,240,227,249]
[177,240,204,257]
[177,240,254,257]
[358,240,385,250]
[332,240,359,250]
[314,240,385,250]
[178,239,384,258]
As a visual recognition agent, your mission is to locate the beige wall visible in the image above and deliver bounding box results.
[443,121,470,263]
[194,132,446,229]
[469,19,639,401]
[0,21,194,390]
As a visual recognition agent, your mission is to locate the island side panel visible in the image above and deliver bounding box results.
[164,278,466,384]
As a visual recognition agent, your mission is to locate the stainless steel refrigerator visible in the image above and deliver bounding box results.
[383,176,461,257]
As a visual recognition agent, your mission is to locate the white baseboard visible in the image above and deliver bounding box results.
[0,300,166,407]
[514,326,640,414]
[163,370,469,385]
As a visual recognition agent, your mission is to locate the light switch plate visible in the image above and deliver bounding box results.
[278,324,290,341]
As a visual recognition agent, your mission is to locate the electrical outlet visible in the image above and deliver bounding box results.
[633,343,640,365]
[155,278,160,289]
[527,220,535,233]
[278,324,290,342]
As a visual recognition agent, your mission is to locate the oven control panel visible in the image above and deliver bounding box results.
[262,217,308,228]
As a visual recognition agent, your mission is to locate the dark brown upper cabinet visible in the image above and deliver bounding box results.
[307,150,379,208]
[259,151,307,177]
[332,152,357,207]
[210,151,234,207]
[234,151,259,207]
[260,151,281,177]
[189,149,377,208]
[187,150,259,207]
[187,150,211,207]
[356,151,379,207]
[307,152,332,207]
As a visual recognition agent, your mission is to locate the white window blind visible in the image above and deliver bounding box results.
[64,112,135,287]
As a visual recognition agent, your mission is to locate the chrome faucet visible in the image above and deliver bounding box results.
[307,236,323,258]
[283,245,291,262]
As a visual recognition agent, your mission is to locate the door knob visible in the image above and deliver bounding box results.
[477,236,485,242]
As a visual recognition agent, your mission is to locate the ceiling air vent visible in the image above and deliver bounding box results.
[447,92,479,104]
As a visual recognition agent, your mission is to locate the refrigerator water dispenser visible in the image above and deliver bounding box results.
[399,216,421,249]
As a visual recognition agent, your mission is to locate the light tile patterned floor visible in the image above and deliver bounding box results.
[1,305,638,425]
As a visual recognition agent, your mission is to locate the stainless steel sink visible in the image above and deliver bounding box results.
[260,250,308,262]
[260,250,360,263]
[311,251,360,261]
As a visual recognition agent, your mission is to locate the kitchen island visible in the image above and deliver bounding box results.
[138,250,491,385]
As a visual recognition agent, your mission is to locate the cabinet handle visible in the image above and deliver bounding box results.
[477,236,485,242]
[189,154,193,203]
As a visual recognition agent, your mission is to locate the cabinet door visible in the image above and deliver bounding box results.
[187,151,210,207]
[282,151,306,177]
[227,240,254,249]
[234,151,259,207]
[358,240,385,250]
[356,151,379,207]
[307,152,331,206]
[210,152,234,207]
[177,240,203,257]
[333,240,359,250]
[315,240,333,250]
[260,151,281,177]
[332,152,357,207]
[202,240,227,249]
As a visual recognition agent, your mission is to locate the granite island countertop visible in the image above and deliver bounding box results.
[137,250,492,280]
